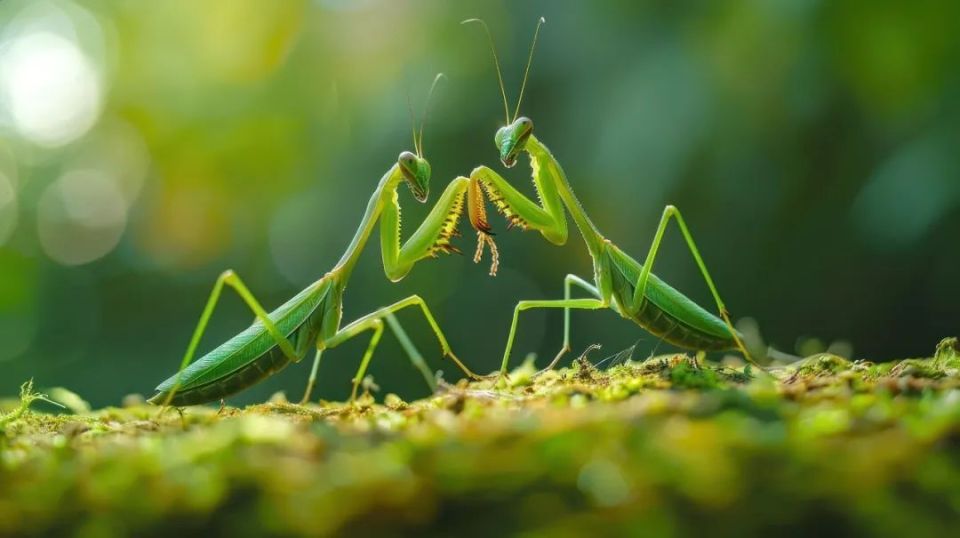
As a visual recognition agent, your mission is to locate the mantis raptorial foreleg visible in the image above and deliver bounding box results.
[468,165,567,246]
[162,269,300,407]
[632,205,754,363]
[381,176,469,280]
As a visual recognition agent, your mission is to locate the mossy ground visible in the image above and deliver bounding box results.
[2,338,960,537]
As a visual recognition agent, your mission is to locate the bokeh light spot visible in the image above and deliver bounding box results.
[74,119,152,204]
[0,30,102,146]
[37,169,127,265]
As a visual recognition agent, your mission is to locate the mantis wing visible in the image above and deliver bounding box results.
[154,279,333,394]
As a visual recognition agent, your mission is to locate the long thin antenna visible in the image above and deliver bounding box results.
[462,18,510,124]
[418,73,445,157]
[406,91,420,156]
[514,16,545,122]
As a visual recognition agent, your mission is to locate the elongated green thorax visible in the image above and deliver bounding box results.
[332,164,405,277]
[523,134,605,257]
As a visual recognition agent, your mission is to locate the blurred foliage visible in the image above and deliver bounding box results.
[2,339,960,536]
[0,0,958,407]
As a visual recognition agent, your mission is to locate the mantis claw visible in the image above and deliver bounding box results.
[472,231,500,276]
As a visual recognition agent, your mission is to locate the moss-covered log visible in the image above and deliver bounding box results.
[2,338,960,537]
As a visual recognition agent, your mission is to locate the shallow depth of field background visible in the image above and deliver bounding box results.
[0,0,957,407]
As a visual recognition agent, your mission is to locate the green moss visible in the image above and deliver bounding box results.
[2,339,960,536]
[668,359,722,389]
[935,336,960,366]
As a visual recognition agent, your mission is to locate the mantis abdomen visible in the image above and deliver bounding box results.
[149,281,332,406]
[149,344,299,406]
[627,297,739,352]
[607,247,739,352]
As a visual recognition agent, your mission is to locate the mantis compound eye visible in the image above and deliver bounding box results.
[398,151,417,179]
[494,126,508,148]
[398,151,417,168]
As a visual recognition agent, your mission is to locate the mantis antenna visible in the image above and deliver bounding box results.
[419,73,445,157]
[462,18,510,124]
[514,17,545,122]
[406,91,420,156]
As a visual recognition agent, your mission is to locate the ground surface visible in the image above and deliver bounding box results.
[2,338,960,537]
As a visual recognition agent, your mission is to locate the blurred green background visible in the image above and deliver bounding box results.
[0,0,957,407]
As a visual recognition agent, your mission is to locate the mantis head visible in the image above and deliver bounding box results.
[495,116,533,168]
[463,17,544,169]
[398,151,431,202]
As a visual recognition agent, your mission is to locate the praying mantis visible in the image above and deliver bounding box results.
[149,76,484,406]
[463,18,758,376]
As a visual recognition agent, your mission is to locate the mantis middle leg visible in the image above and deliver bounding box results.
[632,204,754,364]
[537,274,603,373]
[299,313,435,404]
[500,298,605,376]
[317,294,480,402]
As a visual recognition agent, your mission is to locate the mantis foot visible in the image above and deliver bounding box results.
[533,345,572,378]
[445,351,486,381]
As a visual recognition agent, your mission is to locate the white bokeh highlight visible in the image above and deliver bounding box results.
[0,30,102,147]
[37,169,127,265]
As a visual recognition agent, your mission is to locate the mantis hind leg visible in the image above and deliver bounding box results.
[500,298,605,376]
[161,269,299,407]
[320,294,481,403]
[631,205,755,365]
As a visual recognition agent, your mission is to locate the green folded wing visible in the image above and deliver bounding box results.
[155,280,332,392]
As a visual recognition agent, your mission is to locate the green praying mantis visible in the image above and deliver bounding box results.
[148,76,485,407]
[462,18,757,376]
[149,19,758,407]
